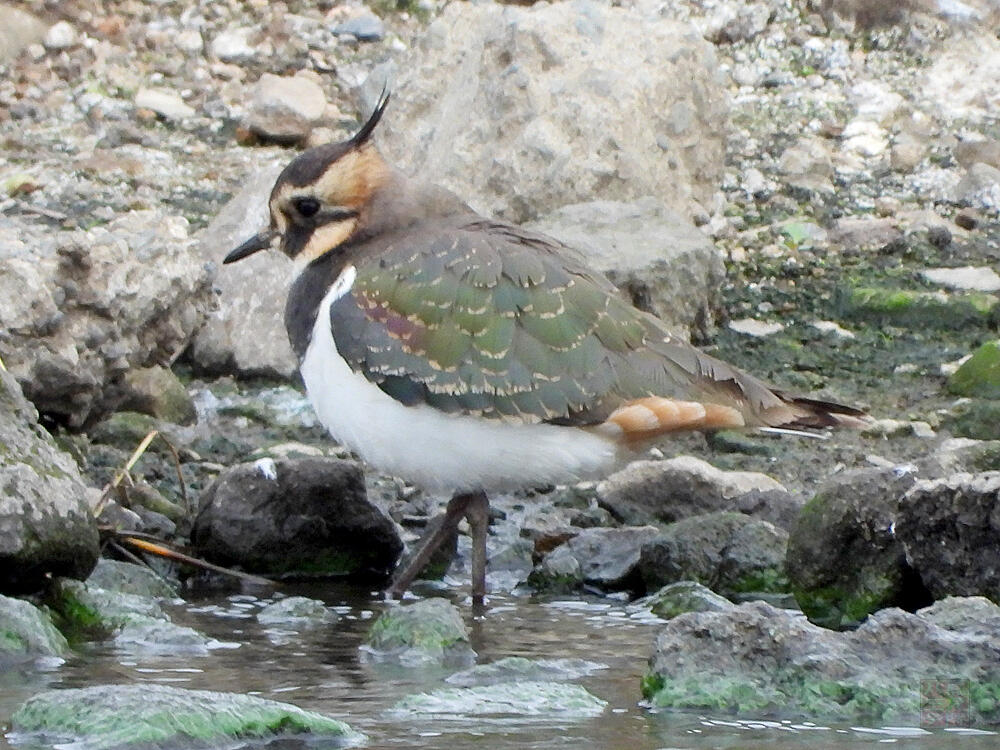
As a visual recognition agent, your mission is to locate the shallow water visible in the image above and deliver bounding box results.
[2,582,997,750]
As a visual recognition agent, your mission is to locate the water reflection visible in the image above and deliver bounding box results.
[2,583,998,750]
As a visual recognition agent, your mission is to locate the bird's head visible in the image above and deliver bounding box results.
[224,90,392,268]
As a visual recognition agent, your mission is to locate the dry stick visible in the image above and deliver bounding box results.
[93,429,160,518]
[119,536,275,586]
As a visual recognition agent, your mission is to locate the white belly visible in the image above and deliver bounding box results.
[298,273,622,494]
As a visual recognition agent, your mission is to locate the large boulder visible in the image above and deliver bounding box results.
[644,598,1000,724]
[0,369,99,595]
[785,467,932,629]
[368,0,728,224]
[191,457,402,580]
[896,472,1000,602]
[0,210,212,427]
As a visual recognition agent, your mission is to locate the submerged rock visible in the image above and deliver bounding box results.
[644,599,1000,724]
[50,579,218,654]
[256,596,339,627]
[362,598,474,667]
[445,656,606,687]
[393,680,607,718]
[192,457,402,580]
[0,369,99,595]
[0,594,69,660]
[10,684,363,749]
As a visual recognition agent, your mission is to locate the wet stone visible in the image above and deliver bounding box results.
[392,680,607,718]
[445,656,606,687]
[0,594,69,660]
[948,340,1000,398]
[362,598,474,667]
[85,559,178,600]
[11,684,363,750]
[640,581,735,621]
[256,596,338,627]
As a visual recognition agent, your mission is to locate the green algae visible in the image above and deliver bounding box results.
[11,684,363,749]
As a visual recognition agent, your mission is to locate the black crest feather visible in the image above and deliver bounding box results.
[351,87,391,147]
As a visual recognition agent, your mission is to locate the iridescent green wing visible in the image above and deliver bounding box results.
[329,221,661,423]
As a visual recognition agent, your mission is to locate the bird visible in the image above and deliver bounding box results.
[224,91,867,603]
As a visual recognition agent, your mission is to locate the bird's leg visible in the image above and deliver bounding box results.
[387,491,488,600]
[464,490,490,604]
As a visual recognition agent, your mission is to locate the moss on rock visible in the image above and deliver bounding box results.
[11,684,363,749]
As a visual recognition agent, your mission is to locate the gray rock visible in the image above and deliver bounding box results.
[597,456,785,527]
[191,457,402,580]
[638,512,788,598]
[363,598,474,667]
[919,595,1000,634]
[644,599,1000,724]
[333,14,385,42]
[256,596,338,627]
[51,578,217,654]
[367,0,727,224]
[890,132,927,173]
[0,594,69,660]
[954,162,1000,210]
[0,210,212,428]
[117,366,197,425]
[702,2,772,44]
[445,656,605,687]
[527,198,725,341]
[896,472,1000,601]
[245,74,328,144]
[828,216,902,248]
[640,580,735,620]
[532,526,661,593]
[134,88,196,120]
[12,684,363,750]
[392,681,607,718]
[188,163,295,379]
[0,369,98,595]
[85,559,177,599]
[785,467,931,629]
[955,138,1000,169]
[0,6,47,63]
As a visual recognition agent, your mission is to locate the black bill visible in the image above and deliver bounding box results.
[224,230,276,264]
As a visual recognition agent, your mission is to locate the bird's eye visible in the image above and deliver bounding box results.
[292,196,320,217]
